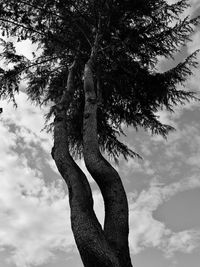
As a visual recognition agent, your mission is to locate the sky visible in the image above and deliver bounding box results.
[0,1,200,267]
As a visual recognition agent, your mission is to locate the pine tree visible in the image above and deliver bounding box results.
[0,1,199,266]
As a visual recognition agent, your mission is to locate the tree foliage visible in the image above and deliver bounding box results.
[0,0,199,160]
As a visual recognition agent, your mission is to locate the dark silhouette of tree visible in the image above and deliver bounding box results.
[0,1,199,266]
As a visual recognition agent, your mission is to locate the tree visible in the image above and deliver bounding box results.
[0,0,199,266]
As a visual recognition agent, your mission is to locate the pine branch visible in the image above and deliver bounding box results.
[2,56,59,80]
[16,0,93,47]
[0,18,44,36]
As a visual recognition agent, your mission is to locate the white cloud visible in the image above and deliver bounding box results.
[0,160,73,266]
[188,31,200,54]
[166,0,200,17]
[128,176,200,256]
[129,207,168,254]
[0,119,75,267]
[164,230,200,257]
[15,40,40,60]
[1,92,52,150]
[186,28,200,95]
[121,157,156,178]
[0,92,58,179]
[149,117,200,171]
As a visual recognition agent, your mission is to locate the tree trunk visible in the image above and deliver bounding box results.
[83,55,133,267]
[52,61,120,267]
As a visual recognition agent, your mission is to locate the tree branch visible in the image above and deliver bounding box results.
[0,18,45,36]
[1,56,59,83]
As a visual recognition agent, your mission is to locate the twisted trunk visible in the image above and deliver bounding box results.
[52,61,120,267]
[83,56,133,267]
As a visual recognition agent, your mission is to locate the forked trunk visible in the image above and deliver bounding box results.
[52,61,120,267]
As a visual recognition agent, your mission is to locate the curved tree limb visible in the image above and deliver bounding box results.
[82,40,133,266]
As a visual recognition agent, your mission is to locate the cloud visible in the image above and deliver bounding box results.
[186,31,200,94]
[159,122,200,167]
[188,31,200,54]
[0,92,60,181]
[1,92,52,148]
[121,156,156,178]
[146,112,200,175]
[0,119,75,267]
[166,0,200,17]
[15,40,40,60]
[128,176,200,256]
[164,230,200,257]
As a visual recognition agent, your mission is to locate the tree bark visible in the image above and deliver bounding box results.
[52,61,120,267]
[83,55,133,267]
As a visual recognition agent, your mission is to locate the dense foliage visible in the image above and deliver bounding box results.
[0,0,199,160]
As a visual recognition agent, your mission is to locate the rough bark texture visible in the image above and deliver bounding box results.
[83,55,133,267]
[52,62,120,267]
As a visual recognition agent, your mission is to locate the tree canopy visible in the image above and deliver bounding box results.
[0,0,199,160]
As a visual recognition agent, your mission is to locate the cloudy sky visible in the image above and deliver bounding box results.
[0,1,200,267]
